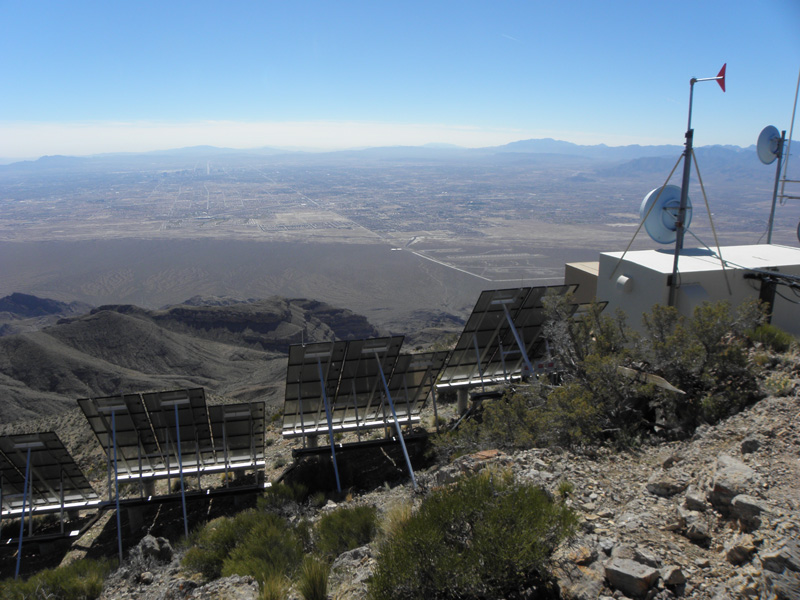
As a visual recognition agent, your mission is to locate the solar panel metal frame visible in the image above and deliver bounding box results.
[493,284,579,378]
[334,336,405,432]
[436,285,577,388]
[386,350,449,423]
[81,388,263,484]
[142,388,216,474]
[0,432,100,518]
[78,393,164,482]
[208,402,266,470]
[282,340,348,438]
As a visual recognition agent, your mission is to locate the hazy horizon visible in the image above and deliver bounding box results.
[2,2,798,160]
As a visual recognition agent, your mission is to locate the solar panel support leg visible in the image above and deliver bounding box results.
[498,339,509,382]
[472,334,485,392]
[351,380,362,442]
[15,446,31,580]
[374,353,418,491]
[457,389,469,416]
[59,472,65,535]
[222,424,230,487]
[432,386,440,433]
[317,358,342,493]
[502,304,534,375]
[112,411,123,562]
[174,403,189,539]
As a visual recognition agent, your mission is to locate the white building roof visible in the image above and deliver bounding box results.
[601,244,800,275]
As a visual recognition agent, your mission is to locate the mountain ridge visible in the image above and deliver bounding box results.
[0,295,383,424]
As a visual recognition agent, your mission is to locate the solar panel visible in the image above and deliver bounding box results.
[281,337,436,491]
[282,341,348,438]
[437,285,577,388]
[335,336,404,431]
[208,402,265,470]
[386,350,449,423]
[79,388,264,483]
[142,388,215,473]
[0,432,99,517]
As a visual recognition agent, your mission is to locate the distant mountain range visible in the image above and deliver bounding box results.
[0,138,764,174]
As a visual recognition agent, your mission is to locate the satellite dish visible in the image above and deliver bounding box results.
[639,185,692,244]
[757,125,781,165]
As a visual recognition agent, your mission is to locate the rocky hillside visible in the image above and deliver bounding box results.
[0,295,381,422]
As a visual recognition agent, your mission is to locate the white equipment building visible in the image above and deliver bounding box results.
[567,244,800,335]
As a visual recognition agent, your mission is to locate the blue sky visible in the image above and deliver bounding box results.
[1,1,799,158]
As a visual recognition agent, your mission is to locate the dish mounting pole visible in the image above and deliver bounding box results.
[669,64,726,307]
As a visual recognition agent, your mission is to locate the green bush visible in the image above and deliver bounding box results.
[184,510,303,583]
[749,323,794,353]
[368,470,577,600]
[0,557,115,600]
[260,482,309,509]
[184,510,263,579]
[296,556,329,600]
[221,512,303,583]
[315,505,378,559]
[259,573,289,600]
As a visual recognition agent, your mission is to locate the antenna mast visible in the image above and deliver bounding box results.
[668,64,726,307]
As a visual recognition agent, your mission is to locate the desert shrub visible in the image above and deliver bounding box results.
[221,513,303,583]
[368,470,577,600]
[749,322,794,353]
[296,556,329,600]
[183,510,263,579]
[315,505,378,559]
[762,372,794,396]
[556,479,574,499]
[0,557,115,600]
[184,510,303,583]
[259,573,290,600]
[260,482,309,509]
[379,501,413,541]
[308,491,327,509]
[642,301,765,427]
[435,299,770,458]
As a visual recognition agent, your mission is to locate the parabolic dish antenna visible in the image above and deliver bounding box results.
[757,125,781,165]
[639,184,692,245]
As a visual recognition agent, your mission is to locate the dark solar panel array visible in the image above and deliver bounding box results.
[0,432,100,517]
[282,337,447,439]
[437,285,577,389]
[387,350,450,423]
[79,389,265,481]
[208,402,265,468]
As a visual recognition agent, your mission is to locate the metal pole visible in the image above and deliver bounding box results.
[59,471,64,535]
[669,77,697,308]
[669,126,694,307]
[767,131,786,244]
[112,410,123,562]
[15,447,32,580]
[222,415,229,487]
[669,68,724,306]
[502,303,534,374]
[317,358,342,493]
[174,403,189,539]
[374,352,418,490]
[351,379,362,442]
[472,334,485,392]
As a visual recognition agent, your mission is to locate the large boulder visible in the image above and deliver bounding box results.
[708,454,756,510]
[604,558,659,598]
